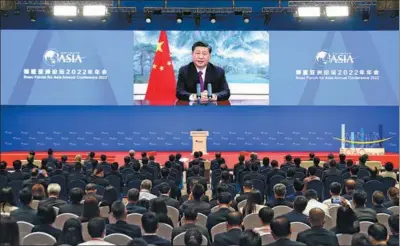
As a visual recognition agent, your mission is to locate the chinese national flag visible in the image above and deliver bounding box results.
[145,31,176,105]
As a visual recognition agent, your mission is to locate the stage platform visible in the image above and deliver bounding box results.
[1,151,398,169]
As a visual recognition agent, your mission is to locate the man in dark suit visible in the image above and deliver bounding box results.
[236,180,253,204]
[59,188,84,216]
[128,150,138,164]
[126,162,147,185]
[266,160,286,185]
[45,148,58,164]
[172,207,211,244]
[141,212,171,246]
[148,155,161,171]
[297,208,339,246]
[39,183,67,208]
[280,168,296,187]
[158,182,179,209]
[293,158,307,175]
[268,216,306,246]
[23,168,48,188]
[212,211,243,246]
[9,160,30,181]
[179,180,209,206]
[280,155,295,170]
[206,192,232,232]
[106,201,142,239]
[283,196,310,225]
[211,152,223,170]
[267,183,293,208]
[126,188,147,214]
[10,188,38,225]
[154,168,179,199]
[175,153,184,173]
[83,183,103,203]
[187,166,207,194]
[286,179,304,203]
[31,205,61,240]
[352,190,377,222]
[67,162,87,184]
[109,162,124,189]
[388,214,399,246]
[372,191,393,215]
[180,184,211,216]
[176,41,230,102]
[51,161,68,178]
[244,163,266,185]
[322,160,342,182]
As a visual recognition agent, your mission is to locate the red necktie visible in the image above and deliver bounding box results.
[198,71,204,91]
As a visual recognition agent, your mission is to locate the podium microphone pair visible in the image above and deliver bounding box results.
[196,83,212,102]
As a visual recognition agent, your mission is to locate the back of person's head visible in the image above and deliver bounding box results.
[168,154,176,162]
[102,185,119,205]
[132,161,140,171]
[239,155,245,163]
[350,165,359,175]
[48,148,53,156]
[286,168,295,178]
[85,183,97,194]
[89,152,95,159]
[141,212,158,233]
[372,191,385,206]
[127,188,140,203]
[37,205,57,224]
[330,182,341,196]
[111,162,118,171]
[244,190,262,215]
[184,207,198,222]
[32,183,46,199]
[47,183,61,197]
[388,187,399,202]
[141,152,147,158]
[19,188,33,206]
[243,180,253,191]
[293,196,308,213]
[385,162,394,172]
[12,160,22,170]
[0,216,19,246]
[159,182,171,195]
[339,154,346,162]
[191,184,204,200]
[176,153,182,160]
[250,163,259,172]
[27,154,34,163]
[239,229,261,246]
[346,159,354,167]
[258,207,274,225]
[309,208,325,227]
[308,166,317,176]
[127,238,148,246]
[227,211,242,227]
[328,153,334,160]
[285,155,292,162]
[313,157,320,166]
[336,205,357,231]
[309,152,315,159]
[304,189,318,201]
[273,183,286,198]
[140,179,152,191]
[293,179,304,192]
[351,233,373,246]
[192,165,200,175]
[198,151,203,157]
[142,157,149,165]
[82,196,100,220]
[359,155,367,164]
[31,168,39,177]
[368,223,388,244]
[150,197,168,214]
[221,171,230,181]
[69,187,84,204]
[58,218,84,246]
[75,155,82,163]
[353,190,367,207]
[270,216,291,239]
[271,160,279,168]
[388,214,399,234]
[329,159,337,168]
[345,179,356,192]
[193,151,200,158]
[184,228,203,246]
[128,150,135,157]
[88,217,105,238]
[161,167,170,178]
[215,183,229,196]
[111,201,126,220]
[124,156,130,164]
[0,187,16,207]
[217,192,232,206]
[294,158,301,166]
[100,154,107,161]
[148,156,155,161]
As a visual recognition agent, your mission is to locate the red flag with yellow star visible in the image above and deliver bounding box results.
[145,31,176,105]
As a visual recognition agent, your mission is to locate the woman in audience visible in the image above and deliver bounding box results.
[32,205,61,240]
[100,186,119,210]
[0,216,19,246]
[32,184,47,200]
[56,218,84,246]
[184,228,203,246]
[240,190,264,216]
[351,233,373,246]
[80,196,101,223]
[150,197,174,227]
[384,187,399,208]
[331,200,360,235]
[0,187,18,214]
[136,199,150,211]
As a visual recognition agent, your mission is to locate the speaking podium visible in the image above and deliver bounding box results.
[190,131,209,154]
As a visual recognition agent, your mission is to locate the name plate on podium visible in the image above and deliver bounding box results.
[340,148,385,156]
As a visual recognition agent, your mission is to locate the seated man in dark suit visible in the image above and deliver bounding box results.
[322,160,342,182]
[154,168,179,199]
[109,162,124,189]
[158,182,179,209]
[126,162,147,185]
[280,155,295,170]
[51,161,68,178]
[176,41,230,102]
[286,179,304,202]
[266,160,286,185]
[368,223,390,246]
[211,152,223,170]
[293,158,307,175]
[236,180,253,204]
[283,196,310,226]
[83,183,103,203]
[348,165,365,189]
[10,188,38,225]
[352,190,377,222]
[297,208,339,246]
[172,207,211,244]
[126,188,148,214]
[280,169,296,187]
[268,216,306,246]
[244,163,266,185]
[267,183,293,208]
[180,184,211,216]
[239,230,262,246]
[212,211,243,246]
[31,205,62,240]
[206,192,232,232]
[67,162,87,184]
[9,160,30,181]
[388,214,399,246]
[141,212,171,246]
[179,180,209,206]
[187,166,207,194]
[59,187,84,216]
[38,183,67,208]
[372,191,393,215]
[23,168,48,188]
[106,201,142,239]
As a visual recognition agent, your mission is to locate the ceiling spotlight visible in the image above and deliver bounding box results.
[145,13,152,23]
[297,6,321,17]
[326,6,349,17]
[53,5,78,17]
[127,12,133,23]
[29,10,36,22]
[194,13,201,27]
[264,13,271,25]
[362,11,370,22]
[210,14,216,24]
[176,13,183,23]
[83,5,107,17]
[243,14,249,23]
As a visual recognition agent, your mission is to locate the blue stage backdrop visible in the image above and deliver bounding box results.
[1,106,398,152]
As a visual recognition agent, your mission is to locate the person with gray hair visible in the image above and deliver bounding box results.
[38,183,67,208]
[139,179,157,200]
[267,183,293,208]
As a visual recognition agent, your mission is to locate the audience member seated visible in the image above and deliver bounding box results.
[187,166,207,194]
[0,216,20,246]
[149,155,161,171]
[184,228,204,246]
[368,223,389,246]
[209,183,229,209]
[239,229,262,246]
[240,190,265,216]
[312,157,324,172]
[206,192,232,231]
[283,196,309,226]
[302,189,328,216]
[281,155,294,170]
[180,184,211,216]
[342,159,354,175]
[297,208,339,246]
[89,166,110,187]
[172,208,210,244]
[139,179,157,201]
[127,150,137,164]
[303,166,320,190]
[0,161,10,181]
[158,182,179,209]
[10,188,38,225]
[79,217,113,245]
[80,196,102,223]
[125,162,146,185]
[150,197,174,227]
[337,154,347,170]
[260,157,271,172]
[38,183,67,208]
[352,190,377,222]
[51,161,68,178]
[388,214,399,246]
[154,168,178,199]
[219,170,232,185]
[236,180,253,204]
[120,156,133,171]
[372,191,393,215]
[32,205,62,240]
[364,167,383,183]
[351,233,373,246]
[287,179,304,202]
[293,158,306,175]
[324,154,335,169]
[380,162,397,180]
[68,162,87,184]
[9,160,30,181]
[322,182,350,208]
[383,187,399,208]
[83,183,103,203]
[55,218,84,246]
[106,201,142,239]
[109,162,124,187]
[267,216,306,246]
[281,169,296,186]
[266,160,286,184]
[212,211,243,246]
[100,186,119,210]
[126,188,147,214]
[0,187,17,214]
[348,166,365,189]
[342,179,356,201]
[137,199,150,211]
[99,154,110,167]
[330,200,360,235]
[138,158,153,181]
[322,160,341,182]
[267,183,293,208]
[141,212,171,246]
[244,163,266,185]
[179,180,209,206]
[253,207,274,235]
[59,187,84,216]
[83,152,97,169]
[23,168,47,188]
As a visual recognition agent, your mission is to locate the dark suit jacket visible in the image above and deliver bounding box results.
[297,226,339,246]
[171,223,211,244]
[9,170,30,181]
[206,207,231,231]
[294,166,307,175]
[266,169,286,184]
[236,192,251,204]
[32,224,61,240]
[142,235,171,246]
[39,197,67,208]
[267,238,306,246]
[176,62,230,101]
[126,172,146,184]
[106,220,142,239]
[88,176,110,187]
[154,178,178,198]
[388,234,399,246]
[187,175,208,194]
[267,198,293,208]
[244,172,266,184]
[322,168,342,181]
[212,228,242,246]
[67,171,87,183]
[283,210,310,226]
[83,193,103,204]
[58,203,83,216]
[373,205,393,215]
[180,200,211,216]
[179,194,209,206]
[126,203,147,214]
[354,206,377,222]
[10,205,39,225]
[159,195,179,209]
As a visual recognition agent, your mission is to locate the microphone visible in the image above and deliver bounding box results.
[207,84,212,99]
[196,83,201,99]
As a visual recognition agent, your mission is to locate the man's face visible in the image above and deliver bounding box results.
[192,46,210,69]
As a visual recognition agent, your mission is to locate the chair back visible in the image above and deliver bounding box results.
[17,221,34,244]
[290,222,311,241]
[127,213,143,226]
[167,205,180,227]
[173,232,208,246]
[243,213,262,230]
[210,222,227,241]
[376,213,390,232]
[341,172,351,180]
[323,214,334,230]
[0,175,8,189]
[269,175,285,196]
[286,185,294,197]
[252,179,265,201]
[53,213,79,230]
[307,180,324,201]
[211,206,235,213]
[157,223,173,241]
[104,233,132,246]
[337,234,353,246]
[8,180,23,200]
[364,180,384,207]
[21,232,56,245]
[67,179,86,192]
[294,172,306,180]
[261,233,275,245]
[96,185,105,196]
[382,177,396,199]
[106,175,122,194]
[82,222,90,242]
[357,168,370,179]
[360,221,374,234]
[237,199,247,211]
[272,205,293,218]
[227,184,237,198]
[100,205,110,218]
[30,200,40,210]
[388,206,399,215]
[328,205,340,227]
[127,179,142,190]
[315,169,324,179]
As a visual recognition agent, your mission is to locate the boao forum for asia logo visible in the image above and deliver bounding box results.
[315,50,356,67]
[43,49,85,66]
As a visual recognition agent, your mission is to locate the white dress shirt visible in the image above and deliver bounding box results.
[303,199,329,216]
[139,190,157,200]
